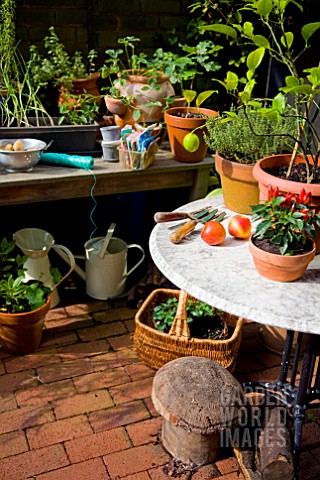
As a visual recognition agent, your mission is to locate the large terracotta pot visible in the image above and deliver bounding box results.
[0,296,51,355]
[253,154,320,205]
[215,152,260,214]
[115,70,175,123]
[249,235,315,282]
[164,107,217,164]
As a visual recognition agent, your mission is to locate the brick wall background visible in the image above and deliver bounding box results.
[15,0,191,67]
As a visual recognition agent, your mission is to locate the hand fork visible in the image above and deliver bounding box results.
[169,208,226,244]
[154,206,217,224]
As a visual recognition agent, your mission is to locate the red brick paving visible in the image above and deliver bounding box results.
[0,297,319,479]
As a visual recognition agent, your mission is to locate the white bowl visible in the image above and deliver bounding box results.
[0,138,47,173]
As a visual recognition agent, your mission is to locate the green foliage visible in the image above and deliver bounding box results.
[152,296,225,339]
[58,92,101,125]
[0,237,57,313]
[200,0,320,182]
[101,36,222,97]
[0,0,16,69]
[251,188,320,255]
[28,27,98,86]
[204,104,296,164]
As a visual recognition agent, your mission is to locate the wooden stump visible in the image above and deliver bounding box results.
[152,356,245,465]
[257,407,294,479]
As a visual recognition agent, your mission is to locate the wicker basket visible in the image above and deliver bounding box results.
[134,288,244,373]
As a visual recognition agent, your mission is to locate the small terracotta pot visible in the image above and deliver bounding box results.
[104,96,128,117]
[215,152,260,214]
[248,235,316,282]
[0,296,51,355]
[164,107,217,164]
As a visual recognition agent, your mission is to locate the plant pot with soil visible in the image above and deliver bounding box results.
[249,187,320,282]
[164,90,217,163]
[0,237,58,355]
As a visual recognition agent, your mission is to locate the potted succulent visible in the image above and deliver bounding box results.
[204,105,296,214]
[201,0,320,201]
[101,36,222,125]
[0,237,58,355]
[164,89,217,163]
[249,186,320,282]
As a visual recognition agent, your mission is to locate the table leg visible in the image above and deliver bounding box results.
[243,330,320,480]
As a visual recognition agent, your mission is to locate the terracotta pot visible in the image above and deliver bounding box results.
[115,70,175,123]
[215,152,260,214]
[104,96,128,117]
[249,235,315,282]
[0,296,51,355]
[164,107,217,164]
[253,154,320,205]
[58,72,101,108]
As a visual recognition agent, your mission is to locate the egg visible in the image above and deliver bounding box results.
[4,143,14,151]
[13,140,25,151]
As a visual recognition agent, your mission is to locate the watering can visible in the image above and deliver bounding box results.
[13,228,76,308]
[55,236,145,300]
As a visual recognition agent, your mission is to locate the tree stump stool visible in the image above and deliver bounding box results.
[152,356,245,465]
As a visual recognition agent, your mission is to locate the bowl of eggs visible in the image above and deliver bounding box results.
[0,138,47,173]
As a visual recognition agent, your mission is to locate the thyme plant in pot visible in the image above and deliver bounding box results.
[164,89,217,163]
[249,187,320,282]
[201,0,320,202]
[204,105,296,214]
[0,237,58,355]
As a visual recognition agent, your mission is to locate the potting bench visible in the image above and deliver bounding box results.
[149,194,320,480]
[0,146,214,206]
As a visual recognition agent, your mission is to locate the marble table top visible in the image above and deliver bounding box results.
[149,195,320,335]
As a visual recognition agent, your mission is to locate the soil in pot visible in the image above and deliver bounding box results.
[266,163,320,184]
[253,236,313,256]
[170,112,205,119]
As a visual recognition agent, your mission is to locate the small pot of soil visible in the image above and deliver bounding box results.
[249,234,316,282]
[164,107,217,163]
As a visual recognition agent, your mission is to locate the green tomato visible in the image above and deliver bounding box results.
[183,133,200,153]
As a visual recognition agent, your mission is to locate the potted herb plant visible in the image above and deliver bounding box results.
[201,0,320,202]
[0,237,56,355]
[204,105,296,214]
[164,89,217,163]
[249,187,320,282]
[101,36,222,125]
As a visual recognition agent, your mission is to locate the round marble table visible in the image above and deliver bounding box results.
[149,194,320,480]
[150,194,320,335]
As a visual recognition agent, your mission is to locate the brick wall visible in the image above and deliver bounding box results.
[15,0,191,67]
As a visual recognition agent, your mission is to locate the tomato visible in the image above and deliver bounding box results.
[201,221,226,245]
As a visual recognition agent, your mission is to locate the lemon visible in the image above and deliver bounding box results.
[183,133,200,153]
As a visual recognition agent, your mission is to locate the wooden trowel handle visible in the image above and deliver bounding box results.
[170,220,198,244]
[154,212,189,223]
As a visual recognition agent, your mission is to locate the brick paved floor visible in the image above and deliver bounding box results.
[0,283,319,480]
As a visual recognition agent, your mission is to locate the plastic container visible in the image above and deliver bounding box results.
[118,142,158,170]
[100,125,121,142]
[102,139,121,162]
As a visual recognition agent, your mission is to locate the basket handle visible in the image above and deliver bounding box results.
[168,290,190,338]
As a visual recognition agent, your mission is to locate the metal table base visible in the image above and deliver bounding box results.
[243,330,320,480]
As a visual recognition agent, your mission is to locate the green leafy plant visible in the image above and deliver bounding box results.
[58,92,101,125]
[251,187,320,255]
[152,296,227,339]
[200,0,320,183]
[183,89,216,115]
[28,26,98,88]
[204,104,296,164]
[0,237,58,313]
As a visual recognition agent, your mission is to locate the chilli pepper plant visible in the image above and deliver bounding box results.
[251,187,320,256]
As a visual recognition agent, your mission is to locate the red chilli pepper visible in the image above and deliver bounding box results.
[298,188,312,205]
[300,208,309,220]
[281,192,295,208]
[268,185,279,201]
